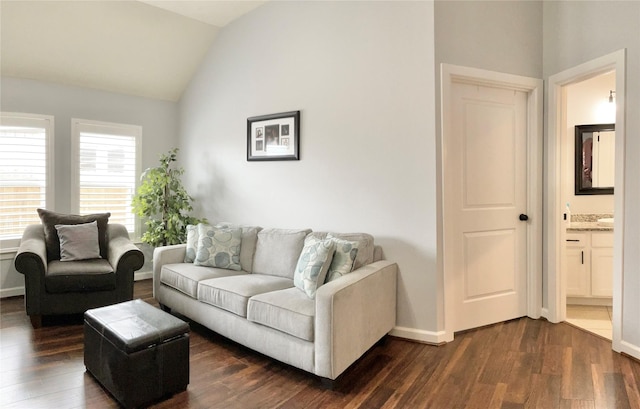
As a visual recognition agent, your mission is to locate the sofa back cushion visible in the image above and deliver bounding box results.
[37,208,110,261]
[252,228,311,279]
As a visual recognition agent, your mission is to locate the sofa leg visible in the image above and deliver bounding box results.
[159,304,171,313]
[320,377,336,390]
[29,314,42,328]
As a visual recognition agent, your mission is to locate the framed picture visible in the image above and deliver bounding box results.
[247,111,300,161]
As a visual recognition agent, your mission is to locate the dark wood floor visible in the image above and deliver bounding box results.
[1,280,640,408]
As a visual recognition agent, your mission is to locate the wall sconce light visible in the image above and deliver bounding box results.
[609,90,616,103]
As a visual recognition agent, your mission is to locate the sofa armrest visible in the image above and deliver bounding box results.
[14,225,48,276]
[152,244,187,298]
[107,224,145,299]
[315,260,397,379]
[14,225,48,315]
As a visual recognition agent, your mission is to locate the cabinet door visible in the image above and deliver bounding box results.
[591,232,613,297]
[591,247,613,297]
[566,247,589,296]
[566,234,589,297]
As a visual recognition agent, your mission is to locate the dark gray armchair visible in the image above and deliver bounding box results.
[14,223,144,327]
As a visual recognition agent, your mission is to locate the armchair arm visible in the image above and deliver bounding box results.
[14,225,47,275]
[14,225,48,316]
[315,260,397,379]
[107,224,144,299]
[152,244,187,298]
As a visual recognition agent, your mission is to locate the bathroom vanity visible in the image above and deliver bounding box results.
[566,215,613,305]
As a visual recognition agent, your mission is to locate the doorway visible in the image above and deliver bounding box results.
[562,72,616,341]
[546,50,626,353]
[441,64,543,341]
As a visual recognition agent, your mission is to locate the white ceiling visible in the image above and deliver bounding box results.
[0,1,265,102]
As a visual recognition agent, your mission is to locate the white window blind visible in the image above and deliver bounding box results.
[0,113,54,247]
[72,120,141,236]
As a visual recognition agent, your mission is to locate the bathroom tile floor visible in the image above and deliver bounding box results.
[565,304,612,340]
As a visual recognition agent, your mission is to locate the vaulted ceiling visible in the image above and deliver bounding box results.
[0,1,265,101]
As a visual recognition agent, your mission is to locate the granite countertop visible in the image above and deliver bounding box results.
[566,222,613,232]
[566,213,614,232]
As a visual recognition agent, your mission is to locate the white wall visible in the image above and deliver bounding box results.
[563,72,616,215]
[0,77,179,296]
[434,0,543,331]
[179,1,438,336]
[543,1,640,348]
[180,0,547,339]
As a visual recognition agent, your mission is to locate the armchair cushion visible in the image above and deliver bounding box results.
[46,259,115,293]
[37,208,110,261]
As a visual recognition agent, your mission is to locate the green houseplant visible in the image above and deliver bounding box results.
[132,148,205,247]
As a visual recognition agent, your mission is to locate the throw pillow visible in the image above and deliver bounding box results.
[325,234,359,282]
[184,224,200,263]
[294,236,336,298]
[37,208,110,261]
[55,221,101,261]
[194,224,242,270]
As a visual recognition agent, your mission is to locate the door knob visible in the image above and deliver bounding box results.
[519,214,529,221]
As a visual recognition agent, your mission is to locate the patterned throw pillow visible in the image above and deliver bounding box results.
[325,234,359,282]
[194,224,242,270]
[184,224,199,263]
[294,236,336,298]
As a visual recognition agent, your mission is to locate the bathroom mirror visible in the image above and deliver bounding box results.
[575,123,615,195]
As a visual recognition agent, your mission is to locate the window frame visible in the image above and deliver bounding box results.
[0,112,55,251]
[71,118,142,240]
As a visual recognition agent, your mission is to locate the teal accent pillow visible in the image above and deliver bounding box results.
[184,224,199,263]
[294,236,336,298]
[194,224,242,270]
[325,234,359,282]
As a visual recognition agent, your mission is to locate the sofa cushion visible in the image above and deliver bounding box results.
[252,228,311,279]
[55,221,101,261]
[309,232,374,270]
[46,259,115,293]
[37,208,110,261]
[325,235,359,282]
[197,275,294,317]
[160,263,246,298]
[194,224,242,270]
[247,287,316,342]
[293,236,335,298]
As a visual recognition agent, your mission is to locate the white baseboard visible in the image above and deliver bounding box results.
[619,340,640,361]
[0,287,25,298]
[389,326,450,345]
[540,307,550,320]
[135,271,153,281]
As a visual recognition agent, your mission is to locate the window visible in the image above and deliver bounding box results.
[71,119,141,237]
[0,113,54,249]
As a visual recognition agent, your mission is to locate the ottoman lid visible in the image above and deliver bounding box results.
[85,299,189,353]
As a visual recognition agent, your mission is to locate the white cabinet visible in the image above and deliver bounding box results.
[566,233,589,296]
[591,232,614,297]
[566,231,613,301]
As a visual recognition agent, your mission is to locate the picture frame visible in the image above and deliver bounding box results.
[247,111,300,161]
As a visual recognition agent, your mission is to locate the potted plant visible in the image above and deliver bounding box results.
[132,148,205,247]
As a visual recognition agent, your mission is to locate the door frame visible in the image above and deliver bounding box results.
[545,50,626,354]
[441,64,543,341]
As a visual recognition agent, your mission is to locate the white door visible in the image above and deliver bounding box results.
[444,80,529,332]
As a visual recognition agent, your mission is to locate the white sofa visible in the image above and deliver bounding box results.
[152,225,397,382]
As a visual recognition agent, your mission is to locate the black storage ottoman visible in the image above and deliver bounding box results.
[84,299,190,408]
